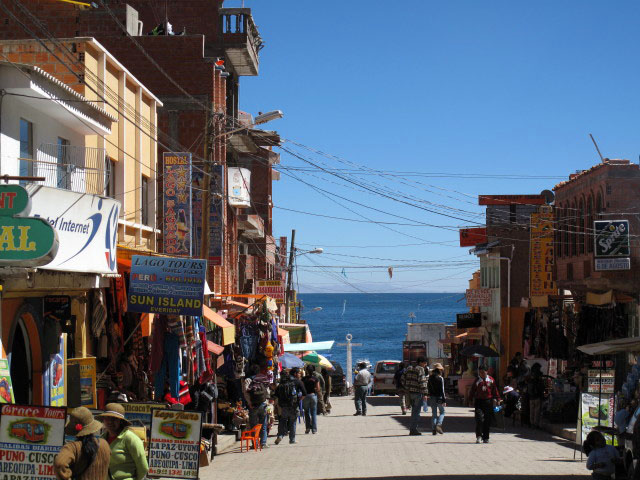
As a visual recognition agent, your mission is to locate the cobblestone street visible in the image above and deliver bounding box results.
[203,395,590,480]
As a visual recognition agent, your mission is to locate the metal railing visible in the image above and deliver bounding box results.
[220,8,264,53]
[27,143,110,194]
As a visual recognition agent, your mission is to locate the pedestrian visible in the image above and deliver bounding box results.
[54,407,111,480]
[394,362,409,415]
[401,356,429,435]
[274,369,306,445]
[353,361,372,416]
[312,366,326,415]
[428,363,446,435]
[502,386,521,418]
[302,365,321,434]
[586,430,621,479]
[97,403,149,480]
[527,362,545,428]
[469,364,501,444]
[321,368,332,414]
[248,389,269,448]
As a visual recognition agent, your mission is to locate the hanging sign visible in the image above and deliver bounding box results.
[0,404,66,479]
[594,220,630,257]
[0,184,58,267]
[0,359,15,403]
[48,336,65,407]
[68,358,97,408]
[465,288,492,307]
[459,227,487,247]
[595,258,631,271]
[255,280,285,302]
[530,207,556,296]
[163,153,192,256]
[208,164,224,267]
[456,312,482,329]
[128,255,206,316]
[147,409,203,479]
[122,403,161,426]
[587,369,615,394]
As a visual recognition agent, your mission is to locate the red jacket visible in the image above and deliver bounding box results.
[470,375,500,401]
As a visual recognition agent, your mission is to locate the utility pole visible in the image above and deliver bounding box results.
[285,229,295,323]
[337,334,362,393]
[200,105,213,266]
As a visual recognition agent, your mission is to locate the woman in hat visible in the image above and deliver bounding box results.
[98,403,148,480]
[54,407,111,480]
[427,363,447,435]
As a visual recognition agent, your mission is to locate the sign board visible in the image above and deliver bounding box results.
[255,280,285,302]
[459,227,487,247]
[456,312,482,329]
[122,403,163,426]
[548,358,558,378]
[148,409,203,479]
[595,258,631,271]
[208,164,225,268]
[529,208,556,297]
[27,185,120,273]
[228,167,251,207]
[594,220,630,257]
[276,236,287,278]
[43,296,71,322]
[579,393,615,445]
[465,288,492,307]
[0,404,66,479]
[68,357,97,408]
[479,194,546,206]
[128,255,206,316]
[0,359,15,403]
[0,184,58,267]
[163,153,192,256]
[587,369,615,394]
[48,336,65,407]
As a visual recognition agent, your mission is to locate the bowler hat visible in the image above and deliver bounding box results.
[64,407,103,437]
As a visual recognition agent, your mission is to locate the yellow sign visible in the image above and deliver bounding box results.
[530,207,556,297]
[68,357,97,408]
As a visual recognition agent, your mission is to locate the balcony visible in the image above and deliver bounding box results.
[219,8,263,76]
[22,143,110,195]
[238,213,264,239]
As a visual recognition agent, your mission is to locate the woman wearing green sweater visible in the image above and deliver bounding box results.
[98,403,148,480]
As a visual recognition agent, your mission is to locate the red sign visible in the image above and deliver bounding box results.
[478,194,546,206]
[466,288,492,307]
[459,227,487,247]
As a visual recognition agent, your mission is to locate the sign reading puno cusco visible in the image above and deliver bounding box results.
[0,184,58,267]
[0,405,66,480]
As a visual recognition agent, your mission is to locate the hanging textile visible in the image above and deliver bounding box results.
[153,332,181,398]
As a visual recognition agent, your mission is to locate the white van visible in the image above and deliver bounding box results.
[372,360,401,396]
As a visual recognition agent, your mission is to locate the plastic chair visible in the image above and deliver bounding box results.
[240,424,262,452]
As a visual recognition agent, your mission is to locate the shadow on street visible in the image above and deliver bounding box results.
[325,476,589,480]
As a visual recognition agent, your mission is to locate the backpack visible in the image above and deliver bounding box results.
[276,380,298,407]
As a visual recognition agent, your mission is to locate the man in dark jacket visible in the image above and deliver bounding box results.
[394,363,408,415]
[274,369,306,445]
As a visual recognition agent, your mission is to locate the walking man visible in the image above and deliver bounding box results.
[401,356,429,435]
[353,362,371,416]
[469,364,501,444]
[428,363,446,435]
[274,369,306,445]
[394,362,409,415]
[527,362,545,428]
[302,365,321,434]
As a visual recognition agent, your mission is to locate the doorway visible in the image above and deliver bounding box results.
[10,319,32,404]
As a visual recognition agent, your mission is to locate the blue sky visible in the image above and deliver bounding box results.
[226,1,640,293]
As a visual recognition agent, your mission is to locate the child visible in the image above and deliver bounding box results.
[586,431,621,479]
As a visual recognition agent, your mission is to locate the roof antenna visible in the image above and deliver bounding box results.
[589,133,604,162]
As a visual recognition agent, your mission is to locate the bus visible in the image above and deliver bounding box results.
[160,421,188,439]
[10,420,45,443]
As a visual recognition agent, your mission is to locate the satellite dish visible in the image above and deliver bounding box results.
[541,189,555,205]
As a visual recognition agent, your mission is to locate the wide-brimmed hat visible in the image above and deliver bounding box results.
[65,407,103,437]
[503,386,514,394]
[97,403,131,426]
[431,363,444,372]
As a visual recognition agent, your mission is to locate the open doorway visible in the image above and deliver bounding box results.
[10,319,32,404]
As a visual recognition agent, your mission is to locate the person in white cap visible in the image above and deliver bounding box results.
[502,385,520,418]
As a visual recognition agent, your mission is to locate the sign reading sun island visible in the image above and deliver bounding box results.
[148,408,203,479]
[127,255,206,316]
[0,404,66,480]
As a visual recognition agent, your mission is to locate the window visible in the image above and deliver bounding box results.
[563,206,569,257]
[587,196,594,253]
[56,137,70,189]
[141,175,149,225]
[19,119,33,182]
[107,158,116,198]
[578,198,585,255]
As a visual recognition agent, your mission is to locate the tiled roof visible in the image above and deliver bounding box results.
[553,159,636,190]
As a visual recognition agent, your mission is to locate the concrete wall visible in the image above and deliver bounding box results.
[406,323,448,359]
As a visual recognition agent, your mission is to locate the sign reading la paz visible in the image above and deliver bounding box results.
[0,185,58,266]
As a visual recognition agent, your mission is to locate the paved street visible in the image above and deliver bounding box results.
[203,395,589,480]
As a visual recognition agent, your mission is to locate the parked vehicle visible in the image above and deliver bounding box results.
[330,362,347,396]
[372,360,401,396]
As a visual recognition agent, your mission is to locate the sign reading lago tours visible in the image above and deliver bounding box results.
[0,184,58,267]
[530,207,556,296]
[127,255,206,316]
[0,404,66,480]
[163,153,192,256]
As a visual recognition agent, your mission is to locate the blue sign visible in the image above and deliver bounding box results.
[127,255,206,316]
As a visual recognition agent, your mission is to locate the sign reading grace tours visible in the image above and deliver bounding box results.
[0,404,66,480]
[128,255,206,316]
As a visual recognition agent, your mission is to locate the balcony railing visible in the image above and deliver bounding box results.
[220,8,263,76]
[22,143,110,195]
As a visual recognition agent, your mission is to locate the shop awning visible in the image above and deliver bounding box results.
[578,337,640,356]
[207,340,224,356]
[278,328,290,344]
[283,341,334,352]
[455,332,484,341]
[203,305,235,346]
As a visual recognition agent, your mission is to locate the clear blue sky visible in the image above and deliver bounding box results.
[227,1,640,293]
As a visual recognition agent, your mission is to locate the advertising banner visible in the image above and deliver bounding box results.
[148,409,203,479]
[255,280,285,302]
[459,227,487,247]
[276,236,287,279]
[587,369,615,394]
[530,207,556,297]
[456,312,482,329]
[68,357,97,408]
[579,393,615,445]
[127,255,206,316]
[228,167,251,207]
[208,165,225,267]
[0,359,14,403]
[465,288,492,307]
[594,220,630,257]
[0,404,66,479]
[48,336,65,407]
[27,185,120,273]
[122,403,163,426]
[595,258,631,271]
[163,153,192,256]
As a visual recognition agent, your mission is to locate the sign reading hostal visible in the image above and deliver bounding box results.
[0,184,58,267]
[163,153,192,257]
[594,220,630,257]
[128,255,206,316]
